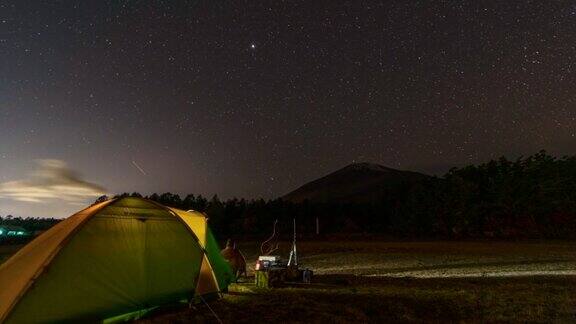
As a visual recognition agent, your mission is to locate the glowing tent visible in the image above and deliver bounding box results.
[0,197,233,323]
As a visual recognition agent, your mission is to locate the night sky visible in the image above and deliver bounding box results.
[1,1,576,217]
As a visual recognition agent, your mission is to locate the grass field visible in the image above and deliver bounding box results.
[2,241,575,322]
[137,242,576,323]
[145,240,576,323]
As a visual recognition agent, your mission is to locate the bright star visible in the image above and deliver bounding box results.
[250,44,256,49]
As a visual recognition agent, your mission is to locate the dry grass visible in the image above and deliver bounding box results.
[144,240,576,323]
[238,241,576,278]
[315,241,575,278]
[144,275,576,323]
[3,241,576,322]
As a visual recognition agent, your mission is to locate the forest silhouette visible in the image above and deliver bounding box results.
[2,151,576,240]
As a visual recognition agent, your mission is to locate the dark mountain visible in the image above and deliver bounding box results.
[282,162,430,203]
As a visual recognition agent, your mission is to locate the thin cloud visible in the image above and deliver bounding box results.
[0,159,106,204]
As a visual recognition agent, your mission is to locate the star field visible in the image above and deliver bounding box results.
[1,1,576,217]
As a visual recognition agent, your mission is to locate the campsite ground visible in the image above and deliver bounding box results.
[143,240,576,323]
[2,241,575,322]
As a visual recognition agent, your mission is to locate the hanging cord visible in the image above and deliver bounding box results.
[198,294,223,324]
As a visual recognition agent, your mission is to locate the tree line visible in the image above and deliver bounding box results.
[3,151,576,240]
[100,151,576,240]
[0,216,60,233]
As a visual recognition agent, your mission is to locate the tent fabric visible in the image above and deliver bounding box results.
[167,206,234,291]
[205,228,234,291]
[0,199,115,322]
[168,207,208,248]
[195,255,220,296]
[0,197,233,323]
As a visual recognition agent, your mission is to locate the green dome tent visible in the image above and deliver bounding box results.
[0,197,233,323]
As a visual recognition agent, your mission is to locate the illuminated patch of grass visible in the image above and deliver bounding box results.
[142,241,576,323]
[142,275,576,323]
[4,240,575,322]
